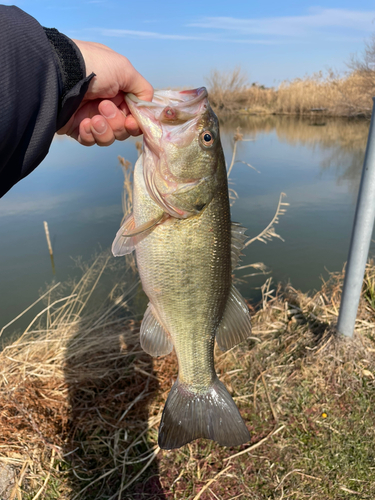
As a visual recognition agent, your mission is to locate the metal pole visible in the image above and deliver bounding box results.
[337,98,375,337]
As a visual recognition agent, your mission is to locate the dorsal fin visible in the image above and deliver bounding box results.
[231,222,247,270]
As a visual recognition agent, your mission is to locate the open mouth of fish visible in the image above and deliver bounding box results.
[125,88,213,219]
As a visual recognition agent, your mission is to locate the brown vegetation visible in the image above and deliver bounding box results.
[205,68,276,116]
[276,70,374,117]
[1,255,375,499]
[207,64,375,119]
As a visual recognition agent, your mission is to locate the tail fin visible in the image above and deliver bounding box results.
[158,377,250,450]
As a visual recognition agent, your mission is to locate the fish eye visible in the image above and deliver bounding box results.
[200,131,214,147]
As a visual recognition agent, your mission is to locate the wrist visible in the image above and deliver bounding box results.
[72,40,109,79]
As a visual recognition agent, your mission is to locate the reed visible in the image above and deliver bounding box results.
[207,68,375,118]
[206,68,276,116]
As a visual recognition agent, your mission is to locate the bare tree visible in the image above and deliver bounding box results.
[345,34,375,116]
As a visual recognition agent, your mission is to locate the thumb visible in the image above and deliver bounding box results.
[119,61,154,102]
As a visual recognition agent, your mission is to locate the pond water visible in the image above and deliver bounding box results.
[0,115,372,337]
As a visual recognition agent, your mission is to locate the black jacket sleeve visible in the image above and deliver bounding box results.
[0,6,94,198]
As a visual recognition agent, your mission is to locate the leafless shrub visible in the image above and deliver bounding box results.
[206,67,249,114]
[346,34,375,116]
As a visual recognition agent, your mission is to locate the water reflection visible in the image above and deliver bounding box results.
[220,115,372,298]
[221,114,369,149]
[0,116,371,334]
[221,115,369,196]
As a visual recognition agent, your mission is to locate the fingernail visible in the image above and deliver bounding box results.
[92,118,107,134]
[101,101,116,119]
[84,123,91,135]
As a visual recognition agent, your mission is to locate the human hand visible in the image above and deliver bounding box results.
[57,40,153,146]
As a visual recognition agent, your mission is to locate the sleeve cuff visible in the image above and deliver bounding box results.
[57,72,95,130]
[43,27,96,130]
[43,27,86,98]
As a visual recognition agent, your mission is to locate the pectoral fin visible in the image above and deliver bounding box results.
[140,303,173,357]
[216,285,251,352]
[123,212,166,237]
[112,212,165,257]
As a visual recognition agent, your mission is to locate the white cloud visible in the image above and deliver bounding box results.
[98,28,279,44]
[188,8,375,37]
[100,29,205,40]
[94,9,375,46]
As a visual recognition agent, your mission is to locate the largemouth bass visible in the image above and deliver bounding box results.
[112,88,251,450]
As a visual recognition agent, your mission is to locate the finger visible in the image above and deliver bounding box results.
[119,60,154,102]
[59,100,102,141]
[110,92,127,107]
[124,114,142,136]
[118,96,142,135]
[90,115,115,146]
[119,100,129,115]
[98,100,130,141]
[78,118,95,146]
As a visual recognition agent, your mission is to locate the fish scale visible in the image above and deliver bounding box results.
[135,162,231,389]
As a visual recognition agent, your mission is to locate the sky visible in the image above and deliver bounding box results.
[3,0,375,88]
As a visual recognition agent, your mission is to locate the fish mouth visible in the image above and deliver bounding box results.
[125,88,212,219]
[126,87,208,109]
[125,87,209,145]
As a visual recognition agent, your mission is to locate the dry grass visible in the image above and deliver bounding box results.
[1,123,375,498]
[206,68,277,116]
[276,70,374,117]
[1,256,375,499]
[0,252,159,499]
[207,68,375,118]
[157,268,375,499]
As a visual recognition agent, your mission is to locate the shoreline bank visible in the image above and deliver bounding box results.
[1,258,375,499]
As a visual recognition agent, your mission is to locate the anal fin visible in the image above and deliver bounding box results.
[140,303,173,357]
[216,285,251,352]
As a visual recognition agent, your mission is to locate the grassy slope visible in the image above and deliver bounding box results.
[1,258,375,500]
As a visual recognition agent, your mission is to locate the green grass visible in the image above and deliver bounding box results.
[154,332,375,500]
